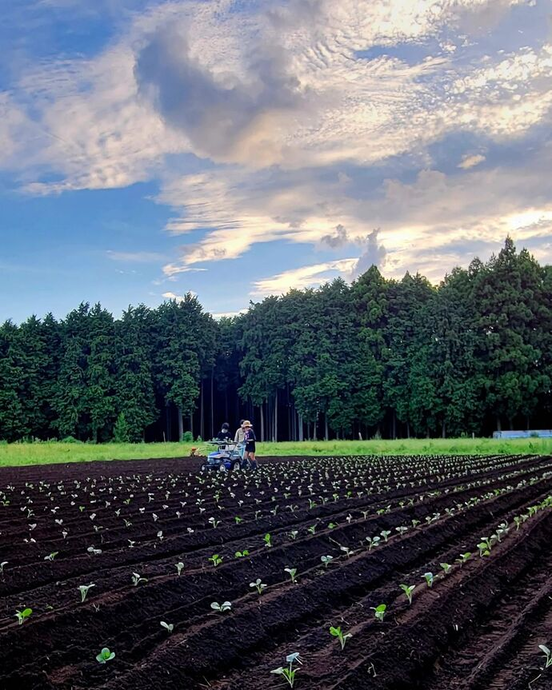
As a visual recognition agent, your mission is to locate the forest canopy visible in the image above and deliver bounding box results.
[1,239,551,442]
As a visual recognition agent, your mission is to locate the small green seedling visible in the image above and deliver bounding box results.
[340,546,355,559]
[330,625,353,649]
[321,555,333,568]
[208,517,220,528]
[285,567,298,583]
[423,572,434,588]
[0,561,7,574]
[289,530,299,540]
[210,601,232,613]
[235,550,250,558]
[15,608,32,625]
[44,552,59,562]
[477,542,490,557]
[264,533,273,548]
[328,522,337,529]
[456,552,471,567]
[250,578,267,595]
[96,647,115,664]
[380,530,391,542]
[131,572,148,587]
[271,652,302,688]
[209,554,223,567]
[371,604,386,622]
[539,644,552,669]
[175,562,184,576]
[366,536,380,551]
[440,563,452,575]
[78,583,96,603]
[400,584,416,605]
[234,516,243,524]
[160,621,174,633]
[307,524,317,535]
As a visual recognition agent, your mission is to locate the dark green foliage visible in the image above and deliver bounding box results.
[0,239,550,441]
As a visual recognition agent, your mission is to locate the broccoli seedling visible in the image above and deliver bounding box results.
[44,552,59,562]
[366,536,381,551]
[0,561,8,575]
[78,583,96,603]
[264,533,273,548]
[175,562,184,576]
[477,542,490,557]
[400,584,416,605]
[131,572,148,586]
[456,552,471,567]
[371,604,386,622]
[235,550,250,558]
[209,554,223,567]
[440,562,452,575]
[340,546,355,559]
[330,625,353,649]
[96,647,115,664]
[289,530,299,540]
[15,608,32,625]
[380,530,391,542]
[210,601,232,613]
[423,572,434,588]
[271,652,302,688]
[321,555,333,568]
[234,516,243,524]
[539,644,552,669]
[285,567,298,583]
[250,578,267,595]
[208,517,220,528]
[160,621,174,633]
[307,524,317,535]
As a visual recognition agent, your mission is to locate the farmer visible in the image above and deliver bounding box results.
[234,419,246,461]
[242,420,257,469]
[215,422,232,443]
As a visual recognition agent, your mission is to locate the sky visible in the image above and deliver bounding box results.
[1,0,552,323]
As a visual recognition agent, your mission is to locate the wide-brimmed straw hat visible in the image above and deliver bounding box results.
[242,420,253,428]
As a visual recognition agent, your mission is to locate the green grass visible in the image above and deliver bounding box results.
[0,437,551,468]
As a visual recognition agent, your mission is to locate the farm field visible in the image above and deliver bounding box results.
[1,454,552,689]
[2,436,552,467]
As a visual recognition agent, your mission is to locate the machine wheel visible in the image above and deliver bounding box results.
[218,463,227,472]
[231,460,241,471]
[200,464,206,471]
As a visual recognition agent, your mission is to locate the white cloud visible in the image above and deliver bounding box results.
[253,259,357,296]
[2,0,551,290]
[162,290,197,301]
[459,153,486,169]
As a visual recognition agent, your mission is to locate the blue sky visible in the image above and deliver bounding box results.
[1,0,552,323]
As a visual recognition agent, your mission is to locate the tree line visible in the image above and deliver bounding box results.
[1,238,551,443]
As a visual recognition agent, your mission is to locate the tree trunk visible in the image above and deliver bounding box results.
[496,415,502,432]
[260,403,265,442]
[298,412,304,441]
[166,402,171,442]
[324,413,329,441]
[200,380,205,440]
[189,412,193,439]
[274,390,278,442]
[406,420,410,439]
[210,370,214,439]
[177,406,184,442]
[392,410,397,440]
[441,420,446,438]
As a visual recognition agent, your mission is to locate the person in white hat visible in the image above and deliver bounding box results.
[242,420,257,469]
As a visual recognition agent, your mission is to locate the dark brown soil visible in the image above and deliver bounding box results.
[1,453,551,690]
